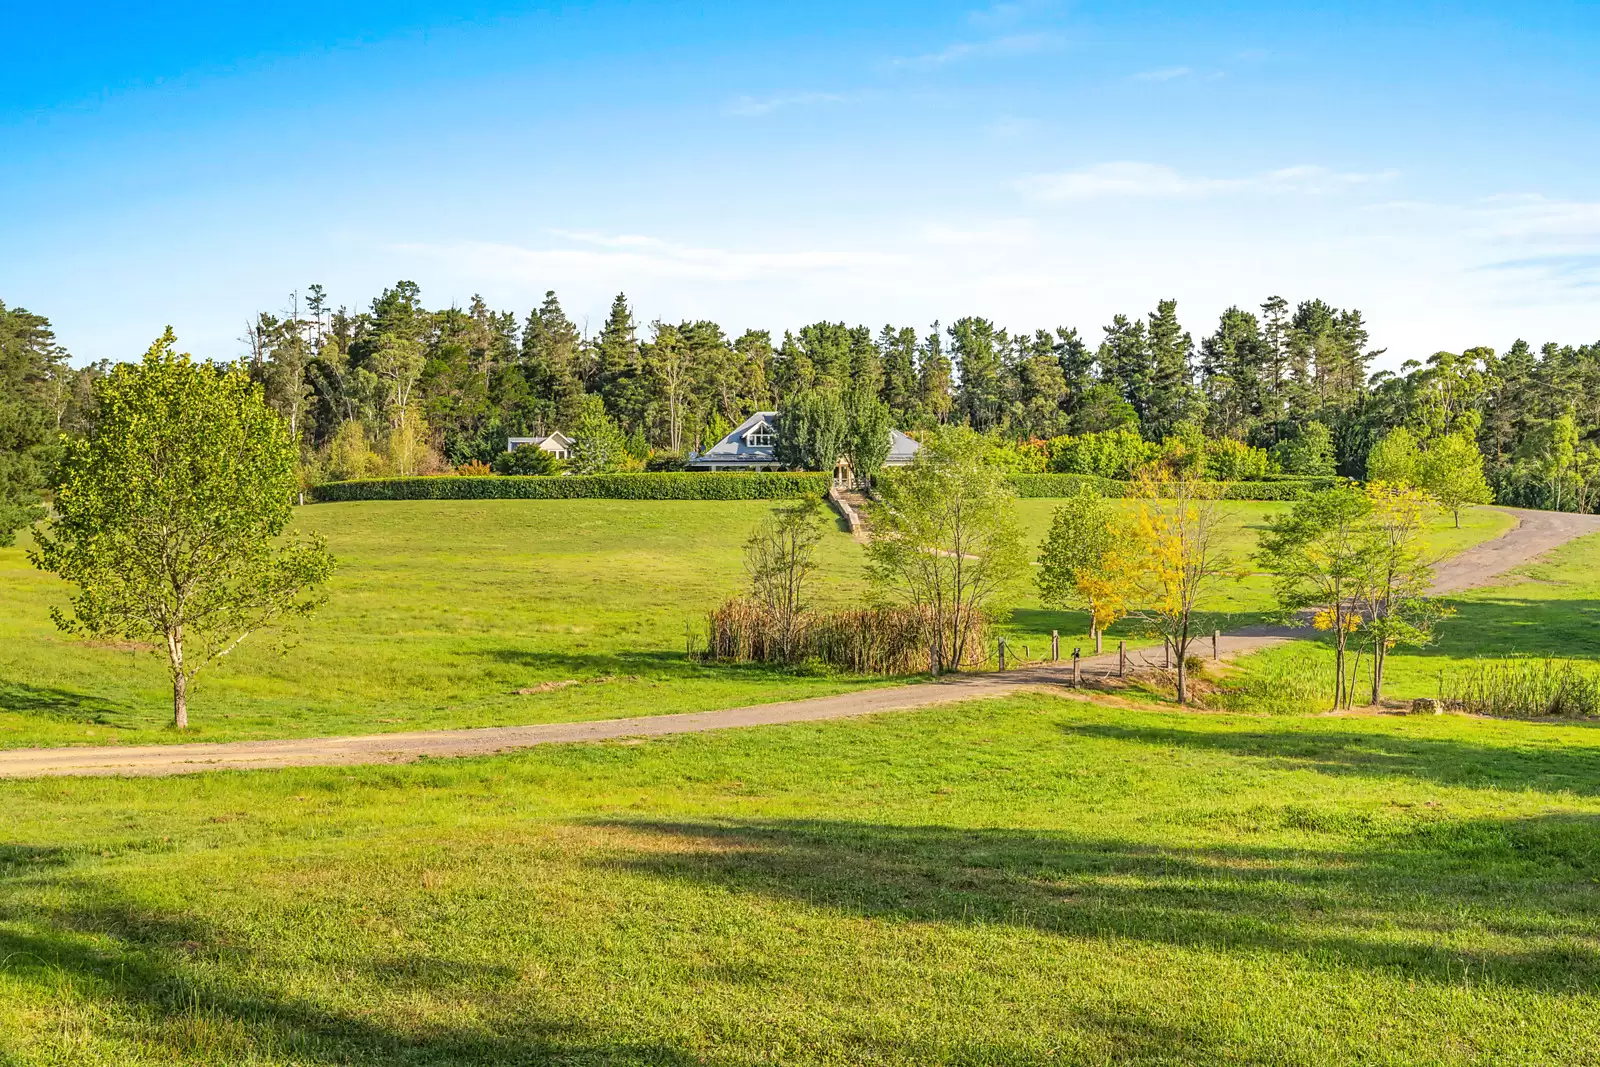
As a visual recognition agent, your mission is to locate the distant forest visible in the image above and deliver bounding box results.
[2,285,1598,511]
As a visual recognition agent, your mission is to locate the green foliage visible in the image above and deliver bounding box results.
[1270,421,1336,476]
[1046,426,1155,479]
[1204,437,1279,480]
[843,390,894,483]
[0,300,68,544]
[569,394,630,474]
[1416,430,1492,526]
[310,471,830,502]
[1036,485,1124,634]
[492,445,560,476]
[1366,426,1422,485]
[866,426,1028,670]
[775,389,848,472]
[31,329,335,728]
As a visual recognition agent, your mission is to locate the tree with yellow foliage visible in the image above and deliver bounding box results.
[1117,472,1234,704]
[1036,484,1126,653]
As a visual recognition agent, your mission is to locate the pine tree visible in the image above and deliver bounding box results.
[917,323,953,425]
[949,316,1007,432]
[594,293,642,429]
[1145,299,1196,439]
[521,290,586,429]
[878,325,919,420]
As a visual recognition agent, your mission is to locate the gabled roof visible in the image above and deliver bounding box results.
[689,411,923,468]
[693,412,779,464]
[507,432,574,451]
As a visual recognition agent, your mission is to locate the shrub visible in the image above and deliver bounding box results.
[1206,438,1280,481]
[455,460,494,477]
[309,471,831,502]
[703,598,989,674]
[645,452,689,472]
[492,447,561,476]
[1046,427,1155,479]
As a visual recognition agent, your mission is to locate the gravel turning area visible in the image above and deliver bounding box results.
[3,506,1595,779]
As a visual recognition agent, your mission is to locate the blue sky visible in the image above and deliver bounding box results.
[4,1,1598,367]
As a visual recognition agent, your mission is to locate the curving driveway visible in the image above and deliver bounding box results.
[3,507,1597,779]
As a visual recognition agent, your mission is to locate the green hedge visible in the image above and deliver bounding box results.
[309,470,1344,504]
[308,472,832,503]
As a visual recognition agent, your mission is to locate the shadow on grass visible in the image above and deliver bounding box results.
[597,815,1600,995]
[0,682,135,727]
[0,886,735,1066]
[0,869,1264,1066]
[1003,607,1282,640]
[1419,594,1600,662]
[1065,721,1600,795]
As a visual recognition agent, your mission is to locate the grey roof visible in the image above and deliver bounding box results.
[688,411,922,468]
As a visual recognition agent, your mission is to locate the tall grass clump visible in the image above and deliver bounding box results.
[1217,649,1329,714]
[704,599,988,675]
[1443,657,1600,719]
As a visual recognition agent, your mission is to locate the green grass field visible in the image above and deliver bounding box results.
[0,499,1514,748]
[1,694,1596,1064]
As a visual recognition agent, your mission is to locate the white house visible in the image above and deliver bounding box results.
[507,432,574,460]
[687,411,920,477]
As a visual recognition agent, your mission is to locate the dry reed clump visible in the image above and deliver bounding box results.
[703,598,989,675]
[1442,657,1600,719]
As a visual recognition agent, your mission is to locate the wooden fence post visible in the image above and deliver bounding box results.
[1095,628,1103,654]
[1213,629,1220,660]
[1051,630,1059,662]
[930,644,940,677]
[998,636,1007,671]
[1119,640,1126,677]
[1072,648,1081,687]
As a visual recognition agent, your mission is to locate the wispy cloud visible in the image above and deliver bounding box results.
[1133,66,1191,82]
[890,32,1055,68]
[1017,161,1398,201]
[724,91,850,118]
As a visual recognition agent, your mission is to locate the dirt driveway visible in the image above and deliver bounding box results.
[2,507,1594,779]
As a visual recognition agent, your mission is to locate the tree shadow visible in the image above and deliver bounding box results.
[1064,720,1600,795]
[0,682,136,727]
[595,815,1600,995]
[0,880,744,1066]
[1416,594,1600,662]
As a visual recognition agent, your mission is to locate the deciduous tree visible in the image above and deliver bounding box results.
[32,330,335,728]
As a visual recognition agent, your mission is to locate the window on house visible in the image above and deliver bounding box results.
[746,423,775,448]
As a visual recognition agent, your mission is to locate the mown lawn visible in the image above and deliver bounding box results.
[0,499,1513,748]
[1221,528,1600,712]
[0,694,1595,1064]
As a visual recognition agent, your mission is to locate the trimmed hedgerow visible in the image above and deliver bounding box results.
[308,472,832,503]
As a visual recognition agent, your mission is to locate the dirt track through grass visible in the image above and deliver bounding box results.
[1,507,1590,779]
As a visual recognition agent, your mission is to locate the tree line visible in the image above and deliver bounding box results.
[5,285,1600,513]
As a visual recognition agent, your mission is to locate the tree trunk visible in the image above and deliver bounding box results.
[1175,649,1188,704]
[1454,509,1461,529]
[168,626,188,729]
[1371,642,1386,706]
[173,671,188,730]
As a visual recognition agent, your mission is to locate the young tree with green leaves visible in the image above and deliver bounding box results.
[1365,426,1422,486]
[1035,484,1125,652]
[1358,483,1448,704]
[1257,485,1375,709]
[744,501,826,662]
[1417,430,1492,527]
[866,427,1027,672]
[32,330,336,729]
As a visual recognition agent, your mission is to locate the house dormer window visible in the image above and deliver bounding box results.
[746,422,775,448]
